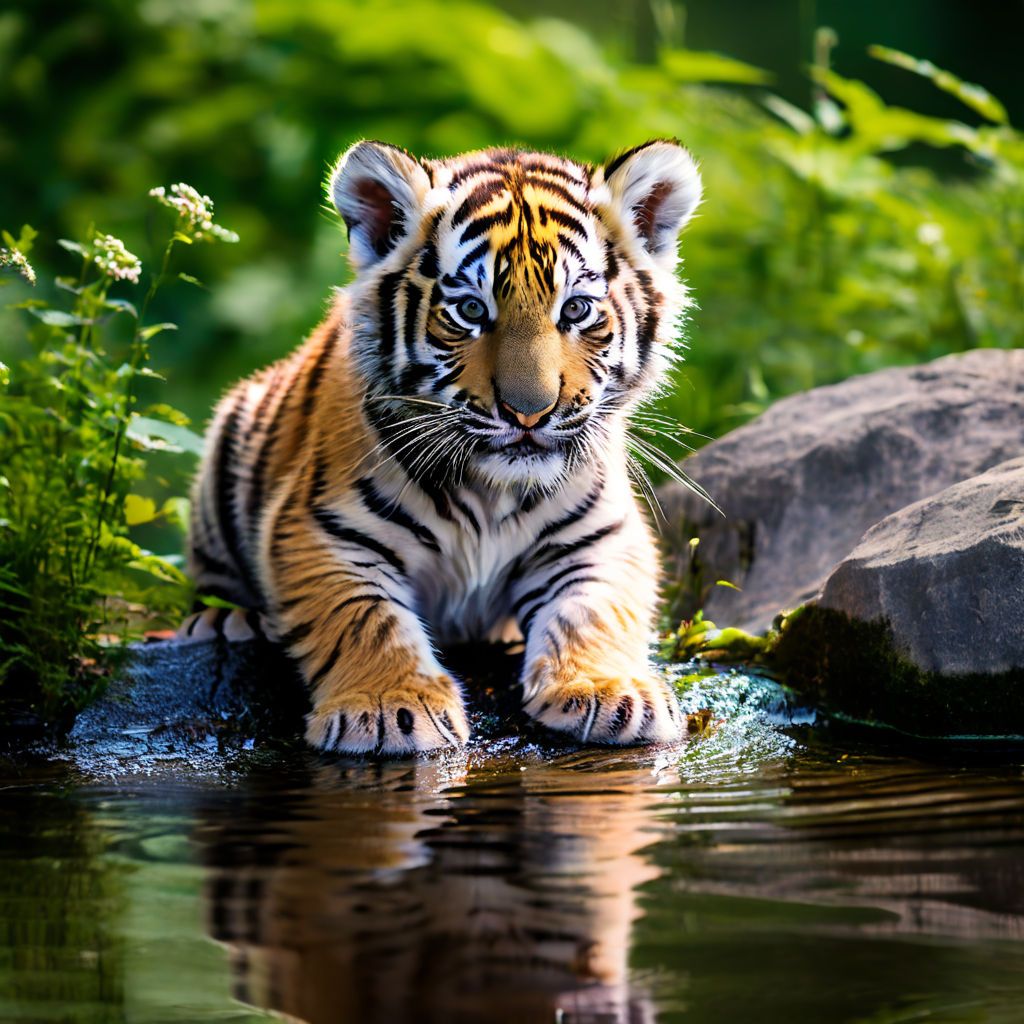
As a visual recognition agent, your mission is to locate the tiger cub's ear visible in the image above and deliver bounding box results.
[330,140,432,270]
[600,139,702,268]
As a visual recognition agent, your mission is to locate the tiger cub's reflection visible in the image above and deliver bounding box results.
[198,754,672,1023]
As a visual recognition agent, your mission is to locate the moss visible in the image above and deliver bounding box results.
[773,605,1024,738]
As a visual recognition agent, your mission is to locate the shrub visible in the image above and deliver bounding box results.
[0,187,236,732]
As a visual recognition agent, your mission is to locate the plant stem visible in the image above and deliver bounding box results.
[81,238,176,580]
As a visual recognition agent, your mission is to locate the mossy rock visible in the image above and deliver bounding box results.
[774,605,1024,739]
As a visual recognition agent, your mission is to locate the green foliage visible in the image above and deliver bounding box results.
[659,610,774,665]
[1,2,1018,454]
[0,189,236,730]
[656,33,1023,439]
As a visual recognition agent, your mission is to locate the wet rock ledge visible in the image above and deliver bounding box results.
[660,348,1024,739]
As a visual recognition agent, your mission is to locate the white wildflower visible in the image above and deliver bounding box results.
[93,233,142,284]
[917,222,944,247]
[149,182,238,243]
[0,246,36,285]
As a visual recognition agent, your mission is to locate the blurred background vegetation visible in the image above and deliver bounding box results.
[3,0,1021,438]
[0,0,1022,719]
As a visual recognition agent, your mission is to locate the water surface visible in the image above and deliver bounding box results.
[2,667,1023,1023]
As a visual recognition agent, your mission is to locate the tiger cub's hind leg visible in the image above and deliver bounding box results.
[176,605,272,645]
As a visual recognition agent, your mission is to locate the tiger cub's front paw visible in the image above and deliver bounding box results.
[524,671,682,746]
[305,674,469,756]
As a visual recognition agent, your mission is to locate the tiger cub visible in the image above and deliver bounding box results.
[182,139,702,755]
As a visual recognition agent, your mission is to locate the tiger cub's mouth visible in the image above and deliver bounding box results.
[497,432,553,453]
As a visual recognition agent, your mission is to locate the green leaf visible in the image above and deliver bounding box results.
[810,66,978,154]
[125,494,159,526]
[660,48,771,85]
[28,308,90,327]
[127,553,190,585]
[762,94,816,135]
[868,45,1009,125]
[6,225,38,254]
[161,496,191,531]
[178,272,205,289]
[128,414,205,456]
[104,297,139,318]
[143,403,190,425]
[57,238,89,257]
[138,322,178,342]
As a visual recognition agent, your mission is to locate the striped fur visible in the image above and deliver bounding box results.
[183,139,702,754]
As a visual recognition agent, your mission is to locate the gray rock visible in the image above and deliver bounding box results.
[658,348,1024,632]
[819,456,1024,676]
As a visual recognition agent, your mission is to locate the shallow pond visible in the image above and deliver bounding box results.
[2,661,1023,1023]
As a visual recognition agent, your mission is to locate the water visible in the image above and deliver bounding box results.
[2,665,1023,1024]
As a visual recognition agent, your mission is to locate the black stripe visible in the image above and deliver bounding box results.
[247,369,288,525]
[212,397,260,598]
[348,601,381,646]
[451,496,480,534]
[604,241,620,281]
[459,204,513,244]
[527,178,588,213]
[247,419,281,525]
[425,330,450,352]
[419,242,439,278]
[413,473,456,523]
[303,332,336,416]
[449,168,504,201]
[520,159,588,183]
[456,239,490,275]
[536,478,604,542]
[543,207,589,239]
[530,520,623,572]
[431,364,463,393]
[303,598,392,685]
[377,271,404,358]
[279,618,314,647]
[373,614,397,646]
[557,232,585,265]
[311,506,407,575]
[512,561,594,616]
[545,627,563,662]
[403,280,423,354]
[192,544,235,578]
[308,630,344,686]
[308,452,329,502]
[398,362,434,393]
[355,476,440,551]
[521,575,601,634]
[635,270,660,368]
[604,140,662,181]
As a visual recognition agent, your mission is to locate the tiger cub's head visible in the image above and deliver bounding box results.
[330,140,701,491]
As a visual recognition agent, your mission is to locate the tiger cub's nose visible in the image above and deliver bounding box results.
[500,399,557,430]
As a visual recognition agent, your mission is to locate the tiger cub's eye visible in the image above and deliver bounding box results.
[561,297,592,324]
[455,297,488,325]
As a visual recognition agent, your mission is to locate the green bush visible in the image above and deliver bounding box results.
[0,187,237,730]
